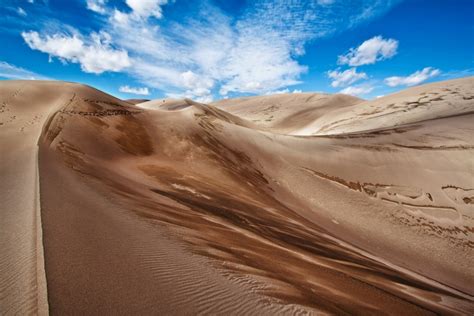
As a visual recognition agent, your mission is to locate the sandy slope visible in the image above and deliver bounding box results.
[0,81,66,314]
[212,92,362,134]
[1,77,473,314]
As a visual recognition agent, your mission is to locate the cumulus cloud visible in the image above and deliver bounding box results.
[338,36,398,66]
[384,67,440,87]
[119,85,150,95]
[21,31,131,73]
[0,61,50,80]
[178,70,214,101]
[327,68,367,88]
[339,84,374,96]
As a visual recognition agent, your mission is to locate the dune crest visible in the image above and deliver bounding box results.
[1,78,473,314]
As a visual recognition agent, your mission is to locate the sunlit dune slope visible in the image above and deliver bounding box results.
[212,92,362,134]
[1,78,473,314]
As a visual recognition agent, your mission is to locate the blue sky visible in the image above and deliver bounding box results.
[0,0,473,101]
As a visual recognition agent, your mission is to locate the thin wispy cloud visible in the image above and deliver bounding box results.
[385,67,440,87]
[0,61,50,80]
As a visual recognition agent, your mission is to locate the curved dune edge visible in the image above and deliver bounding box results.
[1,78,473,314]
[35,149,49,316]
[0,82,50,315]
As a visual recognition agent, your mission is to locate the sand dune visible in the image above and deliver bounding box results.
[212,92,362,134]
[1,77,473,314]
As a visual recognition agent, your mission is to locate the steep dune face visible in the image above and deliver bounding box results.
[1,78,473,314]
[0,81,88,315]
[36,84,317,314]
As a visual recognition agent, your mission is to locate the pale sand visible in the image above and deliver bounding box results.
[0,81,58,314]
[1,77,473,314]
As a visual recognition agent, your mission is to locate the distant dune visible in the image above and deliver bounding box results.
[1,77,473,314]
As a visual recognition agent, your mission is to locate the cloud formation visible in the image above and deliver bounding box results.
[119,85,150,95]
[21,31,131,73]
[22,1,400,100]
[384,67,440,87]
[338,36,398,66]
[0,61,49,80]
[327,68,367,87]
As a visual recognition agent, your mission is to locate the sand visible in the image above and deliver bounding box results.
[1,77,473,314]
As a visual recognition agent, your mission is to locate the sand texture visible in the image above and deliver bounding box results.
[1,77,473,314]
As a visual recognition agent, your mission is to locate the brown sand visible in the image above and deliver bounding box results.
[1,78,473,314]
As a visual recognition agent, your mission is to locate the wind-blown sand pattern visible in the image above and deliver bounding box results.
[1,77,473,314]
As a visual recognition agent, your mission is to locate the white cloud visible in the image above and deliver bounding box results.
[17,7,27,16]
[119,85,150,95]
[339,84,374,96]
[327,68,367,87]
[338,36,398,66]
[111,9,131,25]
[111,0,168,22]
[180,70,213,91]
[125,0,168,19]
[0,61,50,80]
[86,0,107,14]
[177,70,214,102]
[21,31,131,74]
[384,67,440,87]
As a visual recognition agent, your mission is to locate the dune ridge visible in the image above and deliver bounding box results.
[0,81,56,315]
[1,77,473,314]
